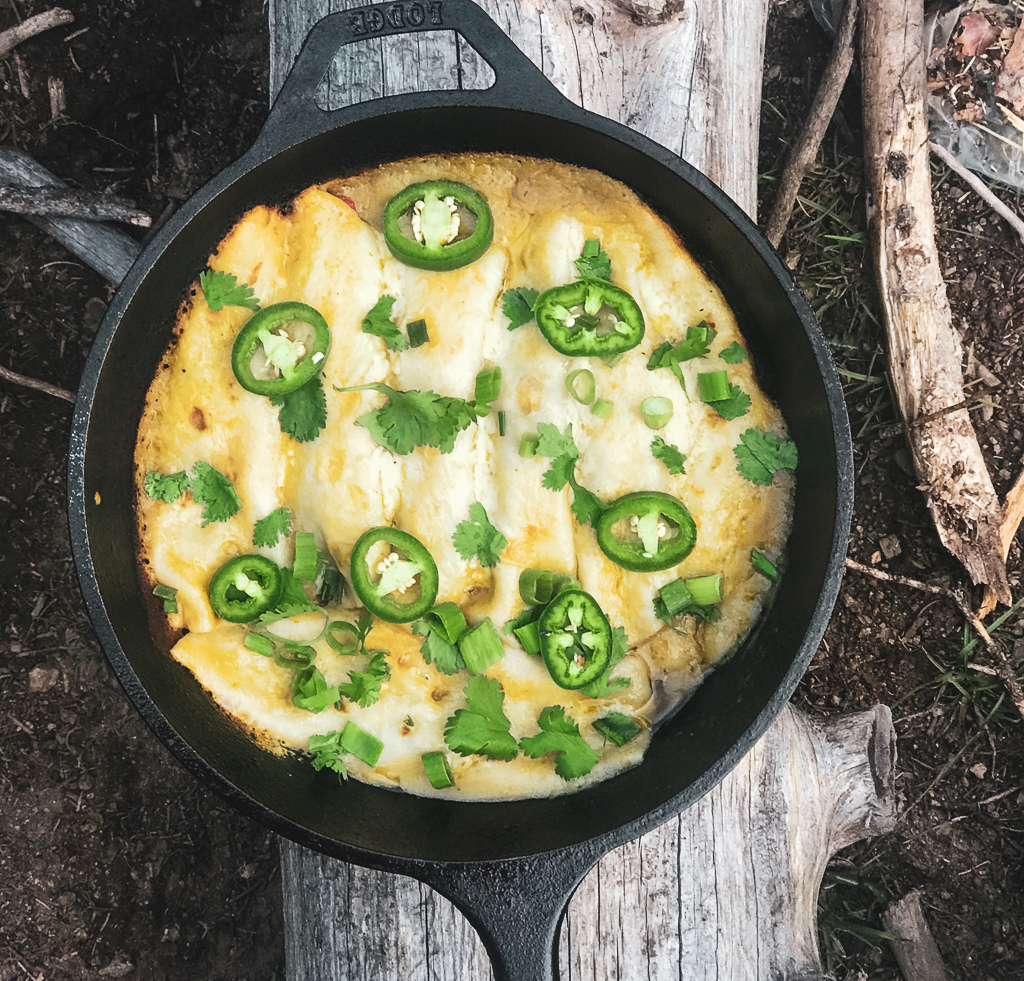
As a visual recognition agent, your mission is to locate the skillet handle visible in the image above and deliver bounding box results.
[254,0,569,156]
[415,845,603,981]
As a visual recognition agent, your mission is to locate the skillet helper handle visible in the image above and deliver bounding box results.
[417,847,601,981]
[256,0,568,154]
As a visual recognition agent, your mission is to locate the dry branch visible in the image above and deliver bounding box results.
[883,890,951,981]
[0,8,73,60]
[0,183,152,227]
[860,0,1010,605]
[765,0,859,248]
[0,363,74,403]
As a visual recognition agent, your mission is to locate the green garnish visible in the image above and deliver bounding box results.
[709,385,751,421]
[593,712,642,747]
[253,507,291,548]
[411,604,468,676]
[498,410,506,436]
[421,750,455,789]
[640,396,673,430]
[503,287,540,330]
[650,436,686,475]
[534,422,604,527]
[244,632,275,657]
[270,376,327,443]
[315,552,347,606]
[199,270,260,311]
[291,665,340,713]
[517,568,580,607]
[719,341,748,364]
[152,583,178,614]
[654,576,721,625]
[452,502,508,567]
[444,675,518,761]
[565,368,596,406]
[406,319,430,348]
[292,531,318,581]
[519,433,539,458]
[751,548,779,581]
[697,370,731,403]
[144,470,191,503]
[519,706,600,780]
[646,322,716,389]
[360,295,408,352]
[579,625,631,699]
[190,461,242,526]
[458,618,504,675]
[591,397,614,419]
[339,722,384,766]
[309,731,348,779]
[338,651,391,708]
[324,612,373,655]
[473,366,502,412]
[574,239,612,281]
[734,428,799,486]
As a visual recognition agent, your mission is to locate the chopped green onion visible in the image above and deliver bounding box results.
[424,601,468,644]
[600,352,625,369]
[657,577,694,618]
[326,620,363,655]
[751,549,778,581]
[685,574,722,607]
[498,410,506,436]
[340,721,384,766]
[519,433,539,458]
[274,644,317,670]
[514,619,542,655]
[640,396,673,430]
[565,368,596,405]
[518,568,580,606]
[593,712,642,747]
[458,617,504,675]
[152,583,178,613]
[315,552,346,606]
[697,370,731,403]
[591,397,614,419]
[293,531,318,581]
[475,366,502,405]
[291,665,339,713]
[244,632,275,657]
[406,318,429,348]
[421,750,455,789]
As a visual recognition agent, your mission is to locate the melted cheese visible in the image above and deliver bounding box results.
[135,154,794,800]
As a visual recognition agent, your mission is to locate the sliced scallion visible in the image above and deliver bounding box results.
[751,549,778,581]
[697,370,731,403]
[514,619,542,655]
[640,396,673,430]
[425,601,468,644]
[458,617,504,675]
[326,620,363,655]
[657,577,694,618]
[406,318,429,348]
[475,366,502,405]
[315,552,347,606]
[293,531,318,582]
[565,368,596,406]
[498,410,506,436]
[519,433,539,458]
[518,568,579,606]
[591,397,614,419]
[244,632,275,657]
[153,583,178,614]
[685,574,722,607]
[421,750,455,789]
[340,722,384,766]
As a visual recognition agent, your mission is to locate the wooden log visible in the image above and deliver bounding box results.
[281,704,896,980]
[860,0,1010,604]
[0,182,151,226]
[0,147,140,284]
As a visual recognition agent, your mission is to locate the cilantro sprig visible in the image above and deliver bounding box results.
[271,376,327,443]
[309,731,349,779]
[337,651,391,708]
[144,461,241,527]
[444,675,518,761]
[533,422,604,527]
[733,428,798,486]
[453,503,508,567]
[647,321,717,391]
[253,507,292,548]
[574,239,612,281]
[519,706,600,780]
[709,384,751,422]
[650,436,686,476]
[144,470,191,503]
[199,270,260,312]
[719,341,748,364]
[360,295,408,352]
[502,287,539,330]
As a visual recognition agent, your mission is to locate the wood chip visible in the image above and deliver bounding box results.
[880,534,902,559]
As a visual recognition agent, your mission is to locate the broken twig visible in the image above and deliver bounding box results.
[978,459,1024,619]
[0,364,74,403]
[0,183,152,227]
[765,0,858,248]
[929,140,1024,246]
[0,8,73,60]
[883,890,951,981]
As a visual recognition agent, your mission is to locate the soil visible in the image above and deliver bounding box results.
[0,1,1021,980]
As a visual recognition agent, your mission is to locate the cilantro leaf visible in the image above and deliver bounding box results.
[338,651,391,708]
[580,625,632,698]
[710,384,751,422]
[144,470,191,503]
[271,376,327,443]
[519,706,601,780]
[190,461,241,526]
[592,712,642,747]
[444,675,518,761]
[338,382,477,455]
[574,239,612,281]
[533,422,604,526]
[568,477,604,528]
[453,503,508,567]
[199,270,260,311]
[503,287,540,330]
[733,428,799,486]
[650,436,686,476]
[360,295,408,352]
[535,421,578,462]
[647,322,717,389]
[253,507,292,547]
[308,731,348,779]
[291,665,340,713]
[719,341,748,364]
[259,570,319,623]
[412,620,466,675]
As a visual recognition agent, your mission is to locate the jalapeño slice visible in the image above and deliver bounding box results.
[350,527,439,623]
[382,180,493,271]
[533,278,644,357]
[538,589,612,690]
[231,301,330,397]
[595,491,697,572]
[209,554,285,623]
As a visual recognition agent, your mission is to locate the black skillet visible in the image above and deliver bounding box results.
[68,2,853,977]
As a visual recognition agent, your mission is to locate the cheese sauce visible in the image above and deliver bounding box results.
[135,154,795,800]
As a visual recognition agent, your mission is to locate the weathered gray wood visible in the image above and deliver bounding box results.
[883,890,951,981]
[0,147,141,284]
[0,182,151,226]
[282,704,896,980]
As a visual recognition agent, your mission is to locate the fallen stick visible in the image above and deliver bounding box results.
[882,890,951,981]
[978,459,1024,619]
[764,0,858,248]
[0,8,73,59]
[0,363,74,403]
[929,141,1024,247]
[860,0,1010,605]
[0,183,152,227]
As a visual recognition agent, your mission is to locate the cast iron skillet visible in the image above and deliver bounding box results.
[68,2,853,978]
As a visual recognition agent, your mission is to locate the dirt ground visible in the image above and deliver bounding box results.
[1,1,1022,979]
